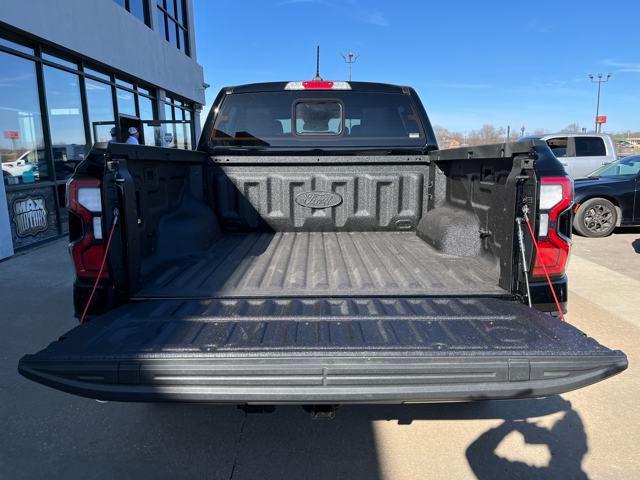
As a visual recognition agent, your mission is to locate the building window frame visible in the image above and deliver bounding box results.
[162,94,195,149]
[156,0,190,56]
[113,0,151,27]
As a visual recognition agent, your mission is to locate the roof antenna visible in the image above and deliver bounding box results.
[313,45,323,80]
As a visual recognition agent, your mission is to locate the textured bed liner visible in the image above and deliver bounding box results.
[136,232,503,299]
[19,296,627,403]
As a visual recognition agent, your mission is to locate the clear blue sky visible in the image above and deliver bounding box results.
[194,0,640,134]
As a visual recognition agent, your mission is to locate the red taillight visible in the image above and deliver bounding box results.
[71,239,108,278]
[67,177,107,278]
[532,176,573,278]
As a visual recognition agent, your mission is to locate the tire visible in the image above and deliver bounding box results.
[574,198,618,237]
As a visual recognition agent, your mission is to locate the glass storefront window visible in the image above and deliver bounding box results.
[183,122,192,149]
[138,96,156,146]
[1,32,199,251]
[115,78,134,90]
[175,118,185,149]
[163,102,176,147]
[183,109,192,149]
[164,101,173,121]
[0,51,48,185]
[42,52,78,70]
[43,66,87,180]
[162,123,177,148]
[0,37,34,56]
[86,78,115,143]
[84,66,111,82]
[143,123,160,147]
[174,108,192,150]
[116,87,136,116]
[138,95,154,121]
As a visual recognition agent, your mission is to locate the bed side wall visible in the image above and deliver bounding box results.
[417,157,520,289]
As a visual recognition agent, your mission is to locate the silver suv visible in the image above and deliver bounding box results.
[521,133,617,178]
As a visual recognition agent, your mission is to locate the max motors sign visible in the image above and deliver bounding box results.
[12,195,48,237]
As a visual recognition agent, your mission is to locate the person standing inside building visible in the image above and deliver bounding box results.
[126,127,140,144]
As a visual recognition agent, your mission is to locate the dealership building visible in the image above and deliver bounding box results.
[0,0,205,259]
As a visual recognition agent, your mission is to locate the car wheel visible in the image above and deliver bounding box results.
[574,198,618,237]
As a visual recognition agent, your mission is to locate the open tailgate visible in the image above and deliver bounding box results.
[19,297,627,404]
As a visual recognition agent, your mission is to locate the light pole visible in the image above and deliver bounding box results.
[341,51,359,81]
[589,73,612,133]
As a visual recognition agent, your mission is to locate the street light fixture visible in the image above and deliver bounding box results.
[340,51,360,81]
[589,73,612,133]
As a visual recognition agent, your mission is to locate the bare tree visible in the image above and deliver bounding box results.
[434,125,452,144]
[434,125,465,148]
[560,123,582,133]
[434,124,590,147]
[464,124,506,145]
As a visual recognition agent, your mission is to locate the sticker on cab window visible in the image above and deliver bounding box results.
[409,133,420,138]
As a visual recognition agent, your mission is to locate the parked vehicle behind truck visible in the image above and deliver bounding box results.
[520,133,617,178]
[19,80,627,405]
[573,154,640,237]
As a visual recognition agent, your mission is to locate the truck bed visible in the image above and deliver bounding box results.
[137,232,504,299]
[19,143,628,404]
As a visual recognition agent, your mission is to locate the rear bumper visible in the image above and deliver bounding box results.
[19,353,627,404]
[530,275,568,313]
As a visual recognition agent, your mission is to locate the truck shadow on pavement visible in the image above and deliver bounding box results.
[138,395,587,480]
[632,238,640,254]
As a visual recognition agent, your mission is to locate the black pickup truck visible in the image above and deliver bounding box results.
[19,80,626,404]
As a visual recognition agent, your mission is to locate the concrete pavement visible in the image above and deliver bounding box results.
[1,228,638,479]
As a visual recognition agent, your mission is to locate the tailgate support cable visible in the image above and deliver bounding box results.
[518,205,567,322]
[515,216,532,308]
[79,208,119,325]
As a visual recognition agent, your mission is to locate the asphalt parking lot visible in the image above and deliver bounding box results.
[1,228,638,480]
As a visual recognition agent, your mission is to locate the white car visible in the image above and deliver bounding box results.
[2,150,36,178]
[2,160,33,177]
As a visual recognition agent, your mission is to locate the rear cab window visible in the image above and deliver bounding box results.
[546,137,568,157]
[575,136,607,157]
[209,90,427,151]
[294,100,343,135]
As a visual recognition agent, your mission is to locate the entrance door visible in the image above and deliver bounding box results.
[118,115,144,144]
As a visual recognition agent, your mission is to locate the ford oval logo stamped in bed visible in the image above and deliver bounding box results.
[295,191,343,209]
